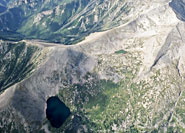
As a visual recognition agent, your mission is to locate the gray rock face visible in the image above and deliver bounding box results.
[170,0,185,21]
[152,22,185,74]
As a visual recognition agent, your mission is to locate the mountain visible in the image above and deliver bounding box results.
[0,0,185,132]
[170,0,185,21]
[0,0,131,44]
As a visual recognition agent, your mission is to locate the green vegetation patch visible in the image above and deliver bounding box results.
[115,49,127,54]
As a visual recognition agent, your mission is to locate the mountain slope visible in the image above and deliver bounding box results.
[1,0,185,132]
[0,41,52,92]
[0,0,131,44]
[0,0,167,44]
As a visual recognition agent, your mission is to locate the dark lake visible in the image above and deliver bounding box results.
[46,96,71,128]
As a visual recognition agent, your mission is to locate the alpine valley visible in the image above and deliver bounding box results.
[0,0,185,132]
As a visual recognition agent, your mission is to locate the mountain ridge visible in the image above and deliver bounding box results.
[1,0,185,132]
